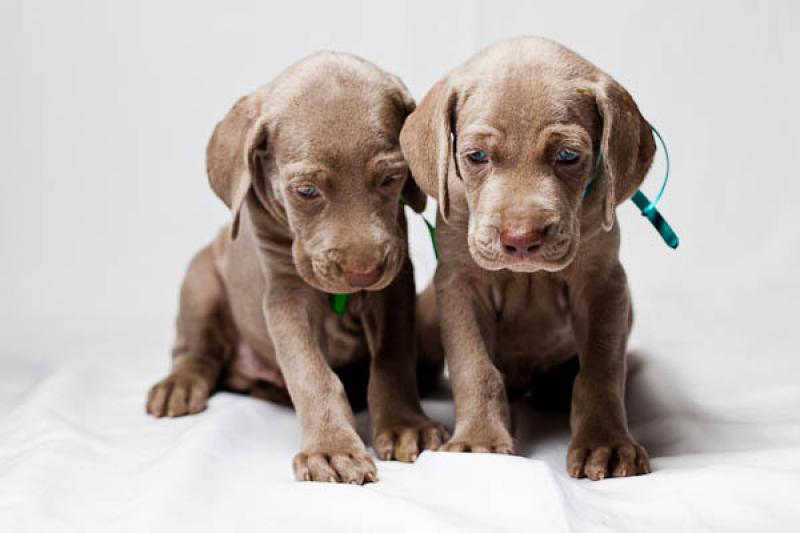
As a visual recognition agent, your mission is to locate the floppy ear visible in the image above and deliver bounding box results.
[206,95,269,239]
[388,76,428,215]
[401,173,428,213]
[594,78,656,231]
[399,79,458,223]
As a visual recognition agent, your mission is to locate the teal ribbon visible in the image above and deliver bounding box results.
[585,125,679,249]
[631,189,679,249]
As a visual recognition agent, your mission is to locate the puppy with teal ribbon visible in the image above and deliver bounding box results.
[401,36,679,480]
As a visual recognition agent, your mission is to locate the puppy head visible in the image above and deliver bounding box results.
[207,52,425,293]
[400,37,655,272]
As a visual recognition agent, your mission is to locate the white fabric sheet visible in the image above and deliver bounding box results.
[2,286,799,532]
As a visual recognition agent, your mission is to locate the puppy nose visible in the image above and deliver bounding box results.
[343,265,383,288]
[500,224,551,257]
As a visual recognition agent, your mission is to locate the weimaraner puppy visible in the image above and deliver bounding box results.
[146,52,447,484]
[401,36,654,480]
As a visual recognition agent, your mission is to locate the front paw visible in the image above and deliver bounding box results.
[293,444,377,485]
[439,422,513,454]
[146,371,210,417]
[373,418,450,462]
[567,435,651,480]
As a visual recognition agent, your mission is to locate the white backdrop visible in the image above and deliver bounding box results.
[2,1,800,532]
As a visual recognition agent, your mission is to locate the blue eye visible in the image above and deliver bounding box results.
[296,185,319,198]
[557,148,580,163]
[467,150,489,163]
[379,175,397,187]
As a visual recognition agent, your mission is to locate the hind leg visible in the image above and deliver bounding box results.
[146,244,233,417]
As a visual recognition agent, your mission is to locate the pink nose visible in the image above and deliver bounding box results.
[344,267,383,288]
[500,225,550,258]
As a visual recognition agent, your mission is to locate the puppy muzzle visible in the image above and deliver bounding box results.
[469,220,576,272]
[310,242,404,293]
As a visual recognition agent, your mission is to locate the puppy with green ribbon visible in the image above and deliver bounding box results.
[146,52,447,484]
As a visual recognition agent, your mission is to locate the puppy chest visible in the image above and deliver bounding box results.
[493,274,576,370]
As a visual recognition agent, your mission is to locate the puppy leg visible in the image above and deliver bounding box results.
[415,281,445,396]
[263,279,376,484]
[366,261,448,463]
[437,273,513,454]
[147,245,229,417]
[567,263,650,480]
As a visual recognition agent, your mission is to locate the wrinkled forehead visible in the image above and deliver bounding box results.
[272,84,405,170]
[456,68,599,143]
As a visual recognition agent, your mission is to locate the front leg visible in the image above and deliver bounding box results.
[364,260,449,462]
[437,270,513,454]
[567,262,651,480]
[264,278,376,484]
